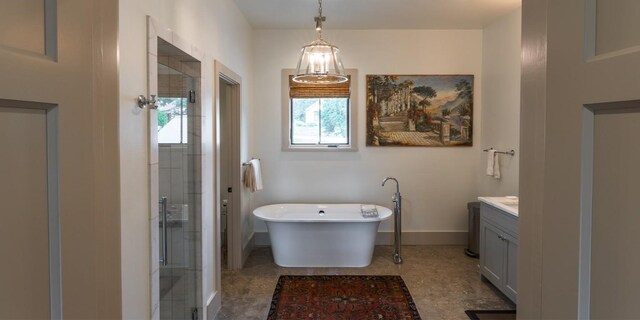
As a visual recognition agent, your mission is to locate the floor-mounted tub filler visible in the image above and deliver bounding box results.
[382,177,403,264]
[253,203,392,267]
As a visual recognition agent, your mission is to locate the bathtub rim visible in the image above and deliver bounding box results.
[252,203,393,223]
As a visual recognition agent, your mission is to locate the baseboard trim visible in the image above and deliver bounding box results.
[254,232,270,246]
[374,231,467,245]
[254,231,467,246]
[207,291,220,320]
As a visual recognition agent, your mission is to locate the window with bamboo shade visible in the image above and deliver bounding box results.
[283,70,358,151]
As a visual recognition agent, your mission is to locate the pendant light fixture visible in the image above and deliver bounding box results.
[292,0,348,84]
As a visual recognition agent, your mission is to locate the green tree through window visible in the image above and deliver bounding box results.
[291,98,349,145]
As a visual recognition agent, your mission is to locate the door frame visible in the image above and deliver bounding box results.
[146,16,206,319]
[214,60,242,275]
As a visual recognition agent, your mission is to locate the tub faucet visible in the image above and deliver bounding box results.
[382,177,399,194]
[382,177,403,264]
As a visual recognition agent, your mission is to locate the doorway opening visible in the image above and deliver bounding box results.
[214,61,243,278]
[219,79,233,269]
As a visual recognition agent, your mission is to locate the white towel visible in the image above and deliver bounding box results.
[492,153,501,179]
[244,159,263,192]
[243,164,254,191]
[486,150,496,176]
[486,150,501,179]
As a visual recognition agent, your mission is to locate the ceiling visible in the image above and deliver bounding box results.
[233,0,521,30]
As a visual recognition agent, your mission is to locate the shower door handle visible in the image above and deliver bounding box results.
[160,197,168,266]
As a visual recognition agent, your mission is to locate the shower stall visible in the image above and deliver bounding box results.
[156,38,202,320]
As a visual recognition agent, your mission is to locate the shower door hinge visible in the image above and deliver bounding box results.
[189,90,196,103]
[191,307,198,320]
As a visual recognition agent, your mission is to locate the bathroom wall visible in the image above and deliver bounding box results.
[478,8,522,197]
[118,0,252,318]
[250,29,484,242]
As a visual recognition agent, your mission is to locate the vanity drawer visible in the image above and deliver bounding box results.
[480,203,518,237]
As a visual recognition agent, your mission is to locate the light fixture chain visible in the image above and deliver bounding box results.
[316,0,324,39]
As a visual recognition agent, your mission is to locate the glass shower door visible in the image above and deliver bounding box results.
[156,45,201,320]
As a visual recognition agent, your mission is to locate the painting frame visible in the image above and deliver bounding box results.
[366,74,474,147]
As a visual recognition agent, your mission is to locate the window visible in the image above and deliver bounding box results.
[283,70,358,151]
[157,97,188,144]
[291,98,349,145]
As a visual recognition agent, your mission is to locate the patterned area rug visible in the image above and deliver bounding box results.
[267,275,422,320]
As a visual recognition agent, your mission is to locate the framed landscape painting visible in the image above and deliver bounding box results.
[366,75,474,147]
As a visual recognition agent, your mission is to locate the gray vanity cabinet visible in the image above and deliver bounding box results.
[479,203,518,303]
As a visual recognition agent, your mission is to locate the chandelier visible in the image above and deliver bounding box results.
[292,0,347,84]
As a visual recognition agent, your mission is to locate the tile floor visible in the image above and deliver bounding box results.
[215,245,515,319]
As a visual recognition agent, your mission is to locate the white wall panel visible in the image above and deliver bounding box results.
[591,110,640,319]
[595,0,640,55]
[0,107,49,319]
[479,8,522,197]
[0,1,45,54]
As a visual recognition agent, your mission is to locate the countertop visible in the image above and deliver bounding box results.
[478,196,518,217]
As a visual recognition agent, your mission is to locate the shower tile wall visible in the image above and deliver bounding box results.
[159,144,199,320]
[159,145,187,206]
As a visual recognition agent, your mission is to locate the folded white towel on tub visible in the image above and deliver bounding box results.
[361,205,378,218]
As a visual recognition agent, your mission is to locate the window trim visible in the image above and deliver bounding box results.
[281,68,358,151]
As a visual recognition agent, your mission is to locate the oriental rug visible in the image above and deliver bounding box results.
[267,275,422,320]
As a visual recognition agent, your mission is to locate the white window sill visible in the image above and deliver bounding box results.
[282,145,358,152]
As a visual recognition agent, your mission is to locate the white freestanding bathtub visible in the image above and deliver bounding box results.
[253,204,392,267]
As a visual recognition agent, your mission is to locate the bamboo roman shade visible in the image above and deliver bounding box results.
[158,74,186,98]
[289,75,351,98]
